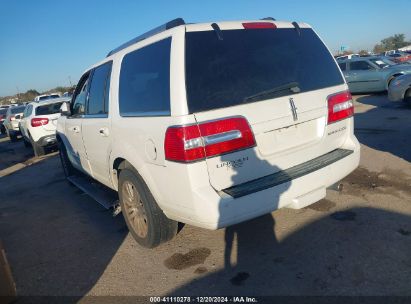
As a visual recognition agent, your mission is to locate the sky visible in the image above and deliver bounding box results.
[1,0,410,97]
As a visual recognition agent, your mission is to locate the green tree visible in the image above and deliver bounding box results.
[373,34,410,53]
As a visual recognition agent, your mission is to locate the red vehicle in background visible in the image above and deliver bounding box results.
[388,51,411,63]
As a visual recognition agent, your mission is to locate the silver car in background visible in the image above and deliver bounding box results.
[338,57,411,93]
[388,73,411,103]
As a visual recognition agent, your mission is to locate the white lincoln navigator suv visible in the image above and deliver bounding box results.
[57,18,360,248]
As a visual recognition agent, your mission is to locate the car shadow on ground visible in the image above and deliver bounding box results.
[169,207,411,296]
[0,156,129,298]
[0,133,58,173]
[354,94,411,162]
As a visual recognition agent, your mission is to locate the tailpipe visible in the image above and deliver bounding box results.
[328,182,344,192]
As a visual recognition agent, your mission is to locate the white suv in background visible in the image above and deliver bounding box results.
[57,18,360,248]
[20,97,70,156]
[34,93,61,102]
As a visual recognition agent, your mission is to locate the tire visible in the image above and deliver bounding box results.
[23,137,31,147]
[58,140,76,177]
[404,88,411,104]
[9,131,17,142]
[118,168,178,248]
[0,125,5,135]
[32,141,45,157]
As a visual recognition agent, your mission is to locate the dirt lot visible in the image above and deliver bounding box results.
[0,94,411,298]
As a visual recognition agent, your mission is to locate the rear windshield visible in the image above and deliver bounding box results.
[11,106,25,114]
[185,28,344,113]
[38,95,59,101]
[369,57,396,68]
[35,102,63,116]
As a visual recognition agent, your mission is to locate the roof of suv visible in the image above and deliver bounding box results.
[103,18,311,61]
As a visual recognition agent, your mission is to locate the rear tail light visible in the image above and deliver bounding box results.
[242,22,276,29]
[165,117,256,163]
[31,117,49,127]
[327,91,354,124]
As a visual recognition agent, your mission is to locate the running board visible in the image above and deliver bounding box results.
[67,174,119,210]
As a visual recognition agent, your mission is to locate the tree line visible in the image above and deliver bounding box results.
[339,33,410,56]
[0,86,76,105]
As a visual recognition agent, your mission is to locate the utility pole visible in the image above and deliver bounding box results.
[16,86,20,103]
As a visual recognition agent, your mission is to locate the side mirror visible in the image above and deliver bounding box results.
[60,102,71,116]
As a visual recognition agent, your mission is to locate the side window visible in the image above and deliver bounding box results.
[338,62,346,71]
[71,73,90,117]
[87,61,112,115]
[26,105,33,117]
[23,106,29,117]
[119,37,171,116]
[350,61,374,71]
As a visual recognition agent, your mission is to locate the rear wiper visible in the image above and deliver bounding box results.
[244,81,301,102]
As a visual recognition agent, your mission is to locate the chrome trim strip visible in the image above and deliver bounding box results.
[121,110,171,117]
[203,130,242,146]
[289,97,298,121]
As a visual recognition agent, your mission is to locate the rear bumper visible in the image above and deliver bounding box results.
[223,149,353,198]
[164,142,360,230]
[36,134,57,147]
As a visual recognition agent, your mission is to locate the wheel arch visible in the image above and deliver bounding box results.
[387,73,404,89]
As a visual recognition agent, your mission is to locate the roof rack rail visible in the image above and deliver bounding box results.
[261,17,276,21]
[106,18,185,57]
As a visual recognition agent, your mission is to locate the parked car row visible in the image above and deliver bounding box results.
[3,106,25,141]
[19,97,70,156]
[1,95,70,157]
[337,56,411,101]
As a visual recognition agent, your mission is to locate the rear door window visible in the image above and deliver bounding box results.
[119,38,171,116]
[87,61,112,115]
[338,62,347,71]
[185,28,344,113]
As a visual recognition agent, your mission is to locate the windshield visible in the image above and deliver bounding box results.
[369,57,396,68]
[35,102,63,116]
[185,28,344,113]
